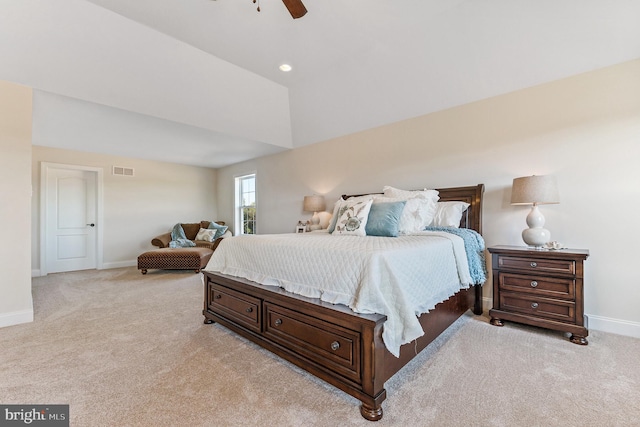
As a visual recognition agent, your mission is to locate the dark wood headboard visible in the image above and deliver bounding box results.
[342,184,484,235]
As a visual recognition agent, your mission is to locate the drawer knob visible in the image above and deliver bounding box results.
[274,318,282,326]
[531,302,539,309]
[331,341,340,351]
[530,281,538,288]
[530,262,538,268]
[245,307,253,313]
[214,294,222,299]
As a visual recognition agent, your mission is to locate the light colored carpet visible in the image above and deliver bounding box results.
[1,268,639,426]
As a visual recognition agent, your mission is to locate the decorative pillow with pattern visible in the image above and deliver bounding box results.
[195,228,217,242]
[327,195,376,233]
[332,199,373,236]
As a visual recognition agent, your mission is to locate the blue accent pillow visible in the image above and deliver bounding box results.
[208,221,229,239]
[365,201,406,237]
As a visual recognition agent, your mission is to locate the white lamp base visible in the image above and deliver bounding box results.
[522,227,551,248]
[522,205,551,248]
[308,212,322,231]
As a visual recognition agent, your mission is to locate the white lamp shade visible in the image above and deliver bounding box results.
[511,175,560,206]
[303,195,326,212]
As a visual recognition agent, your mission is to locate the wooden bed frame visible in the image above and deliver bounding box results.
[202,184,484,421]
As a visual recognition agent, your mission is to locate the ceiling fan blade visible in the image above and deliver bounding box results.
[282,0,307,19]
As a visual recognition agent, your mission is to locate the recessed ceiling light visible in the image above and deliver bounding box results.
[279,64,292,72]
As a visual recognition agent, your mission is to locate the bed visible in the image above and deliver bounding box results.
[201,184,484,420]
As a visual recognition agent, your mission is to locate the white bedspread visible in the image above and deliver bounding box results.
[204,231,473,357]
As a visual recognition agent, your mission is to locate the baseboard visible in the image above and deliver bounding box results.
[585,314,640,339]
[0,309,34,328]
[32,261,136,276]
[482,298,640,339]
[100,260,137,270]
[482,296,491,314]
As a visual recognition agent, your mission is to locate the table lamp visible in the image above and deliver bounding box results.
[303,195,326,231]
[511,175,560,248]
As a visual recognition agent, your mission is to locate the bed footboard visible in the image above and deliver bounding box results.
[203,271,478,420]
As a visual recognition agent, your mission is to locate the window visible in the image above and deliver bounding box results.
[235,173,256,235]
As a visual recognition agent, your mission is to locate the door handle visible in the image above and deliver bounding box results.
[86,223,95,227]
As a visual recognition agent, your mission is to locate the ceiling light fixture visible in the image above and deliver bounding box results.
[279,64,292,72]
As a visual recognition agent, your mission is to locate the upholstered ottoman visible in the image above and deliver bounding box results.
[137,247,214,274]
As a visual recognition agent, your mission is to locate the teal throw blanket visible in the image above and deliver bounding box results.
[169,223,196,248]
[424,226,487,284]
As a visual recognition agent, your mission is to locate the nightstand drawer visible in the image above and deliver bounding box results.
[497,255,576,275]
[498,272,575,299]
[500,292,575,323]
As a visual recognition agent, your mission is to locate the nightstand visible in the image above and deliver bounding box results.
[488,245,589,345]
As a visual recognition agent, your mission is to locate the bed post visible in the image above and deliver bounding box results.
[473,284,483,315]
[359,319,387,421]
[472,184,484,315]
[437,184,485,316]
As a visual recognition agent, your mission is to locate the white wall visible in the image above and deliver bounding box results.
[31,147,219,273]
[31,90,287,169]
[216,59,640,338]
[0,81,33,327]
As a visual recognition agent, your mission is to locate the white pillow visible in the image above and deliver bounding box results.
[382,186,439,202]
[195,228,216,242]
[346,194,378,203]
[381,186,439,230]
[430,201,470,227]
[374,196,434,235]
[332,199,373,236]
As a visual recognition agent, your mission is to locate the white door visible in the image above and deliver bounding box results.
[44,166,98,273]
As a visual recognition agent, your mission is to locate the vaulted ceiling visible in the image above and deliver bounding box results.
[2,1,639,167]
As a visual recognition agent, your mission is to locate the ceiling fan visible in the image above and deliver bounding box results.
[281,0,307,18]
[251,0,307,19]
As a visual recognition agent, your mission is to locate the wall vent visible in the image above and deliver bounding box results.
[113,166,135,177]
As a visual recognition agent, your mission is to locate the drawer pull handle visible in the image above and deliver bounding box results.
[214,294,222,299]
[530,262,538,268]
[531,302,539,309]
[274,318,282,326]
[245,307,253,313]
[530,281,538,288]
[331,341,340,351]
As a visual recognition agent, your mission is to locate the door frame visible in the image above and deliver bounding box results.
[40,162,104,276]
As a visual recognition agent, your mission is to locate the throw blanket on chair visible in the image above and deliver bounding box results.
[169,223,196,248]
[424,226,487,284]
